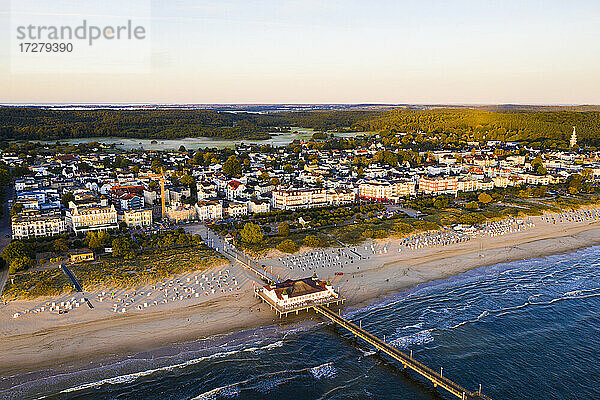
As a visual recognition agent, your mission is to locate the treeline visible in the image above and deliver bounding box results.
[276,110,379,131]
[0,108,378,141]
[353,109,600,144]
[1,107,599,144]
[0,108,278,140]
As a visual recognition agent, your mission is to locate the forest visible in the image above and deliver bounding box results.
[353,109,600,145]
[0,107,599,144]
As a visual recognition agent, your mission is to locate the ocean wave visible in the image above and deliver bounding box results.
[193,381,243,400]
[60,340,285,394]
[310,362,337,379]
[389,329,434,349]
[396,322,423,331]
[193,362,336,399]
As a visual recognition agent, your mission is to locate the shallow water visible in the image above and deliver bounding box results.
[3,246,600,400]
[15,130,364,151]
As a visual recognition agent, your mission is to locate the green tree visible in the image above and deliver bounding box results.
[277,239,299,253]
[278,222,290,236]
[10,203,23,217]
[393,222,414,235]
[567,173,584,194]
[458,212,486,225]
[112,237,132,257]
[148,180,159,191]
[239,222,263,244]
[223,155,242,177]
[9,256,34,274]
[53,238,69,253]
[465,201,479,210]
[531,156,547,175]
[87,231,111,250]
[478,193,493,204]
[61,192,75,208]
[180,174,195,187]
[1,241,31,263]
[433,196,448,209]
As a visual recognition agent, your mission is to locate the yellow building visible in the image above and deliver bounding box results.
[66,203,118,234]
[70,251,95,263]
[124,209,153,227]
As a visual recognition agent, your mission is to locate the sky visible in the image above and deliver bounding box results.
[1,0,599,104]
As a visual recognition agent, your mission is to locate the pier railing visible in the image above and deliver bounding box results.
[314,305,492,400]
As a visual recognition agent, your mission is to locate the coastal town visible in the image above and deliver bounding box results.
[0,124,598,309]
[3,127,594,242]
[2,120,600,385]
[3,0,600,397]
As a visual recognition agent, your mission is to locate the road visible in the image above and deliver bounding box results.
[0,185,13,297]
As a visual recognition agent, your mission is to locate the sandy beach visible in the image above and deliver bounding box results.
[2,211,600,377]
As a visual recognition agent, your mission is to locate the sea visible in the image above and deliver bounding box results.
[2,246,600,400]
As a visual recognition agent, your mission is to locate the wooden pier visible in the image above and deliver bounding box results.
[314,305,492,400]
[202,225,492,399]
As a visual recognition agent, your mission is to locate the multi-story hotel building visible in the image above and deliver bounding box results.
[225,201,248,218]
[358,180,416,202]
[123,209,153,227]
[418,176,459,194]
[247,199,271,214]
[165,203,197,223]
[271,188,327,210]
[457,178,478,192]
[325,188,356,205]
[66,202,118,234]
[11,209,66,239]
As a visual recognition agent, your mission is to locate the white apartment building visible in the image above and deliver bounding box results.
[166,203,197,223]
[457,178,478,192]
[225,180,246,200]
[195,200,223,221]
[325,188,356,205]
[11,210,66,239]
[271,188,327,210]
[247,199,271,214]
[225,202,248,218]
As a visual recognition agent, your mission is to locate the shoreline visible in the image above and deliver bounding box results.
[2,214,600,378]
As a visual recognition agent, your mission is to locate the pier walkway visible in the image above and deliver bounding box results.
[196,223,492,399]
[60,264,94,309]
[314,305,492,400]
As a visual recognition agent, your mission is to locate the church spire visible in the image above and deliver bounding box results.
[570,126,577,148]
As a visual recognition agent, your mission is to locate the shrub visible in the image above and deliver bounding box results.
[9,256,35,274]
[478,193,493,204]
[278,222,290,236]
[458,212,486,225]
[277,239,299,253]
[465,201,479,210]
[303,235,323,247]
[393,222,414,235]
